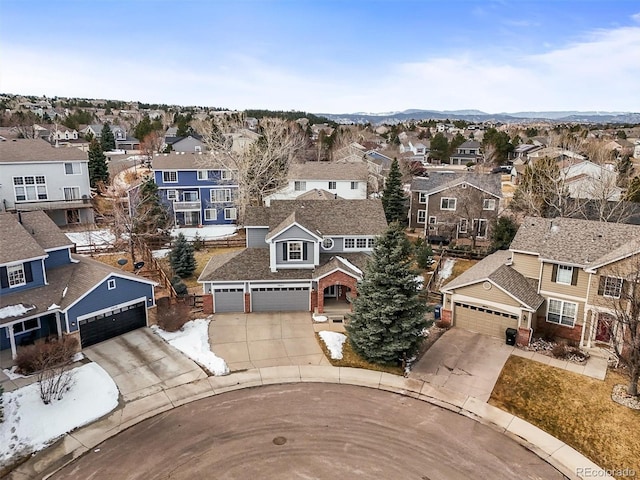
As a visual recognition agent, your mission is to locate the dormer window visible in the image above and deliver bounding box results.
[294,181,306,191]
[288,241,302,260]
[7,264,26,288]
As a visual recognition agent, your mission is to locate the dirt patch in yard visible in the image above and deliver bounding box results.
[489,356,640,479]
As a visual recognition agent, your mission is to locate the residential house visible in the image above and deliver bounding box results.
[364,150,394,192]
[440,217,640,347]
[0,211,157,358]
[198,199,387,314]
[399,139,429,160]
[167,135,206,153]
[151,152,238,227]
[81,124,139,151]
[561,160,623,202]
[48,126,79,143]
[408,172,502,244]
[0,139,94,226]
[449,140,482,166]
[263,162,368,206]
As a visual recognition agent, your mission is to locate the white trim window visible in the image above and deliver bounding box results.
[328,181,337,190]
[14,176,47,201]
[367,238,376,248]
[418,192,428,204]
[166,189,178,200]
[344,238,355,249]
[556,265,573,285]
[197,170,213,180]
[356,238,367,249]
[107,279,116,290]
[350,181,359,190]
[417,210,426,224]
[162,171,178,183]
[7,264,26,288]
[211,189,233,203]
[483,199,496,210]
[473,218,488,238]
[459,218,468,233]
[64,162,82,175]
[428,216,437,225]
[288,241,302,260]
[547,299,577,327]
[322,238,334,249]
[440,197,456,211]
[294,181,306,191]
[63,186,81,200]
[204,209,217,221]
[224,208,237,220]
[6,318,40,337]
[602,276,623,298]
[220,170,233,181]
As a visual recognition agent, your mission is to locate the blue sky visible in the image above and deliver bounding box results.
[1,0,639,113]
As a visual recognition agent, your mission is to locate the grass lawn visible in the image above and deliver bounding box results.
[315,332,404,376]
[445,258,478,284]
[490,356,640,478]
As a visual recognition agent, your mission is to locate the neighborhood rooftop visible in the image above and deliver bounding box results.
[287,162,368,181]
[150,152,219,170]
[0,138,89,162]
[410,172,503,197]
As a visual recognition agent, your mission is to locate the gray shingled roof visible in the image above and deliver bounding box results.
[296,189,341,200]
[442,250,544,310]
[151,152,221,170]
[0,213,47,265]
[288,162,368,181]
[0,139,88,163]
[314,253,370,279]
[410,172,502,198]
[510,216,640,267]
[245,199,387,237]
[15,210,74,251]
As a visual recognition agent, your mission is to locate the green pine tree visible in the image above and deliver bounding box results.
[346,223,428,365]
[381,159,407,224]
[414,237,434,269]
[87,139,109,188]
[100,123,116,152]
[169,233,196,278]
[491,216,519,251]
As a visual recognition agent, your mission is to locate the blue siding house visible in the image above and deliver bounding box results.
[0,211,157,358]
[151,152,238,227]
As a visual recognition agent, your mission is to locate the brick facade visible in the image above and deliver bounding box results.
[317,271,358,314]
[244,293,251,313]
[147,305,158,326]
[310,289,318,313]
[536,317,583,344]
[202,294,213,315]
[440,308,452,326]
[516,327,531,346]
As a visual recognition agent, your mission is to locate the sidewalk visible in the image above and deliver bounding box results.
[511,348,609,380]
[6,365,613,480]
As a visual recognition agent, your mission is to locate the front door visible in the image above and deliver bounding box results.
[596,314,613,343]
[324,285,337,298]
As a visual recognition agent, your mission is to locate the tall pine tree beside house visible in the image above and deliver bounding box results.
[346,222,427,365]
[100,123,116,152]
[169,233,196,278]
[87,139,109,188]
[381,158,407,224]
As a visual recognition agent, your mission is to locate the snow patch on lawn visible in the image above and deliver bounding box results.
[170,225,237,241]
[152,248,171,259]
[438,258,456,281]
[0,363,118,467]
[2,366,29,380]
[65,230,116,251]
[319,331,347,360]
[152,319,229,376]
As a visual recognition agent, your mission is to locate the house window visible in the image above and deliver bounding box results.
[473,219,488,238]
[63,187,81,200]
[417,210,426,224]
[356,238,367,249]
[459,219,468,233]
[162,171,178,183]
[7,264,26,288]
[440,197,456,210]
[288,241,302,260]
[350,181,359,190]
[418,192,427,204]
[197,170,212,180]
[211,189,233,202]
[461,183,467,189]
[7,318,40,337]
[294,181,306,191]
[322,238,334,249]
[547,299,577,327]
[224,208,237,220]
[64,162,81,175]
[555,265,573,285]
[344,238,355,249]
[13,176,47,201]
[428,216,437,225]
[483,199,496,210]
[367,238,376,248]
[166,190,178,200]
[107,279,116,290]
[194,145,202,153]
[220,170,233,181]
[602,276,623,298]
[204,209,217,221]
[183,191,199,201]
[328,181,337,190]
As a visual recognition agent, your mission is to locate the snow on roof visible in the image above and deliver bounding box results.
[0,304,35,320]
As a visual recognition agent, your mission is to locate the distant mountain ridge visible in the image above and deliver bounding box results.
[317,109,640,125]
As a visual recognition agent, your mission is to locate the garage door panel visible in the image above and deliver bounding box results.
[214,289,244,313]
[252,287,309,312]
[454,302,518,339]
[79,302,146,348]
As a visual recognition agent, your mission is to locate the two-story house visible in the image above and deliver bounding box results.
[440,217,640,348]
[408,172,502,245]
[0,139,94,226]
[0,211,157,359]
[151,152,238,227]
[263,162,368,206]
[82,124,139,151]
[449,140,482,166]
[164,135,206,153]
[198,199,387,314]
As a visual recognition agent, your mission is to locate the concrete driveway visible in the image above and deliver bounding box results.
[209,312,329,371]
[83,328,207,402]
[409,328,514,402]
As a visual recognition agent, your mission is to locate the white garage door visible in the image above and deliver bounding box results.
[453,302,518,339]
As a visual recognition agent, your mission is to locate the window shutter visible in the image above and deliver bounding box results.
[597,276,606,296]
[282,243,287,261]
[571,267,579,286]
[303,243,308,261]
[24,262,33,283]
[551,264,558,282]
[0,267,8,289]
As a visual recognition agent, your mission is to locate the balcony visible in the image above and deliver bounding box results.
[173,201,201,212]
